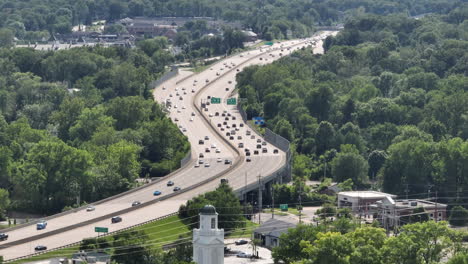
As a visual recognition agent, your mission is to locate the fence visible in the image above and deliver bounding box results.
[149,66,179,89]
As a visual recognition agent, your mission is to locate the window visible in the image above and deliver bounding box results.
[438,212,442,217]
[430,213,434,217]
[211,218,216,229]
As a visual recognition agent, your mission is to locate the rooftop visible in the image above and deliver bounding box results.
[338,191,397,199]
[254,218,296,236]
[394,199,447,209]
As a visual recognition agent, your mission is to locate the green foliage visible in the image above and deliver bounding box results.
[450,206,468,226]
[448,253,468,264]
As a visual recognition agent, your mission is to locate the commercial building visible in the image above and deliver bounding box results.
[337,191,397,214]
[253,218,296,249]
[371,196,447,229]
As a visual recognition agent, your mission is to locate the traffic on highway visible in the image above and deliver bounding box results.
[0,31,336,261]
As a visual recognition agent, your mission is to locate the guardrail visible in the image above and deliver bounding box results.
[4,212,179,263]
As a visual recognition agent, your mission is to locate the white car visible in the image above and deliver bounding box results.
[174,105,178,108]
[209,113,213,117]
[217,158,223,163]
[190,117,194,122]
[177,109,181,113]
[216,148,221,153]
[86,205,95,212]
[175,88,178,91]
[211,144,216,148]
[162,86,166,90]
[194,163,200,168]
[182,106,186,109]
[182,128,187,132]
[204,163,210,167]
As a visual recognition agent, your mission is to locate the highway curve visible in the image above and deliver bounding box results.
[0,31,336,261]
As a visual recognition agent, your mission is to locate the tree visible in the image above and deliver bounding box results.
[300,232,354,264]
[368,150,387,180]
[315,121,336,154]
[331,145,369,185]
[448,253,468,264]
[449,206,468,226]
[0,29,14,48]
[112,230,153,264]
[0,189,10,218]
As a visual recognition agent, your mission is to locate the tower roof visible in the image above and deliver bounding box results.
[200,205,217,215]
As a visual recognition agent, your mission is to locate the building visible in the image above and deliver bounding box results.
[338,191,397,214]
[193,205,224,264]
[242,30,258,42]
[371,196,447,229]
[71,251,110,264]
[253,218,296,249]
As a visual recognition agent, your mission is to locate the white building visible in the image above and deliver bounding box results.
[193,205,224,264]
[337,191,396,214]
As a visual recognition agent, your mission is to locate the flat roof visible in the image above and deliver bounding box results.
[338,191,396,199]
[395,199,447,209]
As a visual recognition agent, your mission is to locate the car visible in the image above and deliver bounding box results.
[262,141,267,146]
[257,139,261,143]
[167,181,174,186]
[194,163,200,168]
[205,136,209,140]
[206,101,211,106]
[216,72,220,76]
[162,86,166,90]
[245,148,250,152]
[226,125,231,129]
[237,136,242,140]
[237,252,252,258]
[190,117,194,122]
[36,220,47,230]
[246,130,251,135]
[246,157,251,162]
[179,96,183,100]
[0,233,8,241]
[238,143,244,148]
[215,112,219,116]
[257,144,262,149]
[205,79,209,83]
[86,205,95,212]
[222,113,226,117]
[251,135,255,139]
[132,201,141,206]
[274,149,279,154]
[207,95,211,99]
[174,118,179,122]
[35,245,47,251]
[225,117,229,121]
[198,159,204,164]
[217,158,223,163]
[173,187,181,192]
[218,123,222,127]
[246,151,251,156]
[226,132,231,136]
[232,116,236,120]
[111,216,122,223]
[205,148,210,153]
[240,123,244,127]
[235,239,249,245]
[199,140,204,144]
[220,128,225,131]
[175,88,179,91]
[182,106,186,109]
[191,112,196,116]
[229,136,234,140]
[169,94,173,97]
[237,68,240,72]
[254,150,259,155]
[231,130,236,135]
[211,144,217,148]
[223,121,228,125]
[177,109,181,113]
[228,81,232,84]
[216,148,221,153]
[224,159,232,165]
[262,148,268,153]
[209,113,213,117]
[225,87,229,91]
[199,153,204,158]
[153,190,162,196]
[232,124,237,128]
[227,113,231,117]
[182,128,187,132]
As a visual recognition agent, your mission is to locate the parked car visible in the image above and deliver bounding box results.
[237,252,252,258]
[235,239,249,245]
[111,216,122,223]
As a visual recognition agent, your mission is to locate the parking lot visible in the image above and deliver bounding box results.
[224,238,274,264]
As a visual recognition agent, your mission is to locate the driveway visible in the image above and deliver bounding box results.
[224,238,274,264]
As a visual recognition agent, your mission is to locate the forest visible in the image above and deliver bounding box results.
[237,5,468,206]
[0,0,465,43]
[0,38,189,214]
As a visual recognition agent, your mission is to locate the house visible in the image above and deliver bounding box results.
[370,197,447,229]
[253,219,296,249]
[242,30,258,42]
[337,191,396,215]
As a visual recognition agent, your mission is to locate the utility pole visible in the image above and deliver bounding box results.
[299,183,302,224]
[271,184,274,219]
[435,190,438,222]
[258,174,262,225]
[404,184,409,200]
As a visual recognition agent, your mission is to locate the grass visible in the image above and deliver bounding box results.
[191,64,211,73]
[12,215,190,263]
[226,220,259,239]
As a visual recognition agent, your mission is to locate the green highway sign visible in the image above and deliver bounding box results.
[227,98,237,105]
[211,97,221,104]
[265,41,274,46]
[280,204,288,212]
[95,227,108,233]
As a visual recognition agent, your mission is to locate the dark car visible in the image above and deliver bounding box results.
[225,117,229,121]
[0,233,8,241]
[35,245,47,251]
[262,141,267,146]
[132,201,141,207]
[173,187,181,192]
[257,144,262,149]
[246,151,251,156]
[257,139,261,143]
[238,143,244,148]
[254,150,259,155]
[223,121,228,125]
[222,113,226,117]
[232,116,236,120]
[215,112,219,116]
[224,159,232,165]
[227,113,231,117]
[111,216,122,223]
[235,239,249,245]
[232,124,237,128]
[262,148,268,153]
[217,123,222,127]
[240,123,244,127]
[199,140,204,145]
[221,178,229,184]
[237,136,242,140]
[273,149,279,154]
[246,157,251,162]
[226,132,231,136]
[205,148,210,153]
[225,87,229,91]
[229,136,234,140]
[167,181,174,186]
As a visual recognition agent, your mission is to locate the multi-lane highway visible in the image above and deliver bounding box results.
[0,31,336,261]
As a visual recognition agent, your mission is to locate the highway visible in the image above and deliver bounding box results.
[0,31,336,261]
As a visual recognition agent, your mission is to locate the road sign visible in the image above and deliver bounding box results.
[227,98,237,105]
[252,117,265,125]
[95,227,108,233]
[265,41,274,46]
[211,97,221,104]
[280,204,288,212]
[297,205,303,211]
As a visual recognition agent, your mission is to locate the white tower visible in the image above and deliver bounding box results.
[193,205,224,264]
